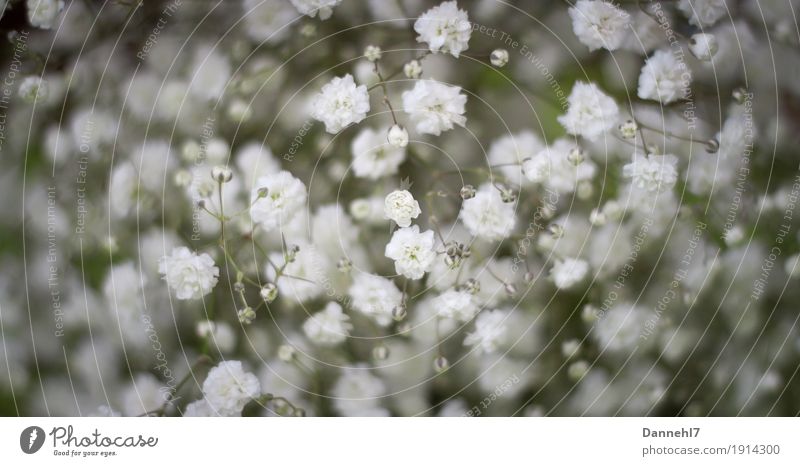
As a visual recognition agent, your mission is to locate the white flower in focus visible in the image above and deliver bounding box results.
[414,1,471,58]
[678,0,727,26]
[550,258,589,289]
[290,0,341,20]
[18,76,48,103]
[623,153,679,193]
[27,0,63,29]
[158,247,219,300]
[568,0,631,51]
[464,310,508,354]
[383,190,421,227]
[689,33,718,61]
[458,183,516,241]
[558,81,619,141]
[311,74,370,133]
[303,302,353,347]
[349,273,403,326]
[331,366,389,416]
[387,124,409,148]
[385,225,437,280]
[522,139,596,194]
[250,171,307,231]
[351,127,406,179]
[402,79,467,136]
[202,361,261,417]
[434,289,479,322]
[637,49,691,104]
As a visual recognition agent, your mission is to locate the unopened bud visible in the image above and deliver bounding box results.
[260,283,278,303]
[433,355,450,373]
[490,48,509,67]
[460,185,476,200]
[392,304,407,321]
[372,345,390,361]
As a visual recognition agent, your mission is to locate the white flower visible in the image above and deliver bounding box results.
[637,49,692,104]
[558,81,619,141]
[290,0,341,20]
[387,124,409,148]
[351,127,406,179]
[364,45,382,61]
[522,139,597,194]
[250,171,307,231]
[18,76,48,103]
[404,59,422,79]
[202,361,261,417]
[568,0,631,51]
[433,289,479,322]
[414,1,471,58]
[402,79,467,136]
[678,0,727,26]
[689,33,718,61]
[350,196,385,223]
[383,190,421,227]
[331,365,389,416]
[183,399,216,417]
[385,225,437,280]
[464,310,508,354]
[623,152,679,193]
[349,272,403,326]
[303,302,353,346]
[27,0,63,29]
[158,247,219,300]
[549,258,589,289]
[311,74,370,133]
[458,183,516,241]
[488,131,544,186]
[195,321,236,353]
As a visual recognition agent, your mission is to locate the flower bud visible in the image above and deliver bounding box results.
[581,304,599,323]
[589,208,606,226]
[504,282,517,296]
[278,344,295,362]
[618,119,638,139]
[433,355,449,373]
[561,339,581,359]
[392,304,407,321]
[567,147,585,166]
[568,360,589,381]
[689,33,718,61]
[227,99,253,123]
[732,87,748,105]
[548,223,564,239]
[387,124,409,148]
[237,306,256,324]
[372,345,390,361]
[705,138,720,154]
[500,187,517,203]
[490,48,509,67]
[211,165,233,183]
[257,187,269,198]
[337,257,353,273]
[464,278,480,294]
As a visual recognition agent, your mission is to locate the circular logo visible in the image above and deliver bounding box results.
[20,426,45,454]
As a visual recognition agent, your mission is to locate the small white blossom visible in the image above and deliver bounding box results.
[311,74,370,133]
[383,190,421,227]
[27,0,63,29]
[488,131,544,186]
[364,45,382,61]
[623,152,679,193]
[158,247,219,300]
[351,127,406,179]
[404,59,422,79]
[184,399,216,417]
[414,1,471,58]
[522,139,597,194]
[387,124,409,148]
[464,310,508,354]
[250,171,307,231]
[459,183,516,241]
[550,258,589,290]
[568,0,631,51]
[242,0,296,43]
[349,273,403,326]
[637,49,692,104]
[678,0,727,27]
[434,289,479,322]
[290,0,341,20]
[689,33,718,61]
[202,361,261,417]
[303,302,353,347]
[385,225,437,280]
[331,366,389,416]
[558,81,619,141]
[18,76,48,103]
[402,79,467,136]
